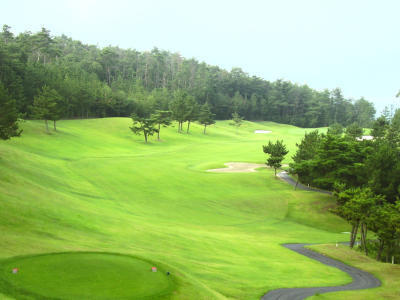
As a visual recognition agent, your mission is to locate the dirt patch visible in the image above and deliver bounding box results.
[207,162,266,173]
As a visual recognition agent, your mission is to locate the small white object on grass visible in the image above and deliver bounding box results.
[356,135,374,141]
[254,130,272,134]
[12,268,18,274]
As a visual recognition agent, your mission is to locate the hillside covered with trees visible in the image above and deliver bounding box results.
[290,116,400,264]
[0,25,376,128]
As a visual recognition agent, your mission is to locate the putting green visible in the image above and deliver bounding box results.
[0,252,175,299]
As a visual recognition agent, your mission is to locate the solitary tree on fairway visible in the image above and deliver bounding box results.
[0,83,22,140]
[151,110,172,141]
[198,103,215,134]
[229,112,244,132]
[263,140,288,176]
[130,114,158,143]
[32,86,62,132]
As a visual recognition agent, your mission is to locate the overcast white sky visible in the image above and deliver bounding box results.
[2,0,399,114]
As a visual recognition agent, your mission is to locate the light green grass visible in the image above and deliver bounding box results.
[0,118,351,299]
[0,252,174,299]
[308,244,400,300]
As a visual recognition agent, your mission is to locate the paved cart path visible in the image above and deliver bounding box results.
[262,172,380,299]
[261,244,381,300]
[277,171,331,195]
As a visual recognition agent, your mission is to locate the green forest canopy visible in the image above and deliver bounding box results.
[0,25,376,128]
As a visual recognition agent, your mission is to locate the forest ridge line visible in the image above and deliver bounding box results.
[0,25,375,129]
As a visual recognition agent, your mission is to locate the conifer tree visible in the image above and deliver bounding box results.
[130,114,158,143]
[198,103,215,134]
[229,111,244,132]
[263,140,288,176]
[0,83,21,140]
[151,110,171,141]
[32,86,62,131]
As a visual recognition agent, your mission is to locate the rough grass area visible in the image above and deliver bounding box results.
[0,119,351,299]
[0,252,175,299]
[308,244,400,300]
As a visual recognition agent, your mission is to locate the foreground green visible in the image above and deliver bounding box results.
[0,118,351,299]
[0,252,174,299]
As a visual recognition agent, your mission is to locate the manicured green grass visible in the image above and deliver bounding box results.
[308,244,400,300]
[0,252,174,299]
[0,118,350,299]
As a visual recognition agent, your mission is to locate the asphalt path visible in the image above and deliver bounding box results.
[277,171,331,195]
[261,172,381,300]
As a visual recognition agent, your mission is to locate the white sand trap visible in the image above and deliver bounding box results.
[254,130,272,134]
[207,162,267,173]
[356,135,374,141]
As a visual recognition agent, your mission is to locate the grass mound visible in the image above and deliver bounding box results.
[0,252,175,299]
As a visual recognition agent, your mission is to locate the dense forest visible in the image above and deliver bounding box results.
[0,25,376,128]
[290,116,400,263]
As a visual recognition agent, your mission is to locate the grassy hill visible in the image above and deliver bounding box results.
[0,118,350,299]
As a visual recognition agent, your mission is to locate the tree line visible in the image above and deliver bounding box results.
[290,113,400,264]
[130,93,215,143]
[0,24,377,139]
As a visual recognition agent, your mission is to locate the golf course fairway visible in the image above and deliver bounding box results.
[0,252,174,299]
[0,118,353,299]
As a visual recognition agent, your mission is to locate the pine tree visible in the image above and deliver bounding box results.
[130,114,158,143]
[0,82,21,140]
[229,111,244,132]
[151,110,172,141]
[198,103,215,134]
[262,140,288,176]
[32,86,62,132]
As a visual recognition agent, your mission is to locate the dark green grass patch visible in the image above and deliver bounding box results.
[0,252,175,299]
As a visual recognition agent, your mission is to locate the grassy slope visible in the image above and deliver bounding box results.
[308,244,400,300]
[0,118,350,299]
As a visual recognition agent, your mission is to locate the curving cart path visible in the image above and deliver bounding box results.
[261,172,381,300]
[277,171,331,195]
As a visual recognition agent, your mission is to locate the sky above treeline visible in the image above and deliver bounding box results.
[2,0,399,114]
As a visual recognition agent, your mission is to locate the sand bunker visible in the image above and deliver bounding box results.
[207,162,267,173]
[254,130,272,134]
